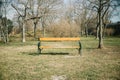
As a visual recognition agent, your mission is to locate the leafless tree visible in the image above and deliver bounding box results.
[11,0,30,42]
[12,0,63,40]
[73,0,83,36]
[27,0,63,38]
[0,0,11,43]
[38,0,63,37]
[0,0,3,41]
[74,0,96,37]
[88,0,111,48]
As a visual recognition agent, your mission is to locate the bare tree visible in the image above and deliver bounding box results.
[88,0,111,48]
[74,0,113,48]
[74,0,96,37]
[73,0,83,36]
[39,0,63,37]
[27,0,63,38]
[11,0,30,42]
[0,0,11,43]
[0,0,3,41]
[28,0,42,39]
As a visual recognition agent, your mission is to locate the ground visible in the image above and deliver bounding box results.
[0,37,120,80]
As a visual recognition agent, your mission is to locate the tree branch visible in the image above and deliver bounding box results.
[11,4,23,17]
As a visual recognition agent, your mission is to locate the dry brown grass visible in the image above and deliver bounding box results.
[0,37,120,80]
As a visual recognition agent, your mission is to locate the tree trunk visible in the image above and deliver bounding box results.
[80,25,83,37]
[43,27,45,37]
[98,11,104,49]
[41,18,45,37]
[34,22,37,39]
[0,31,1,41]
[22,22,26,42]
[6,25,9,42]
[96,25,99,39]
[1,29,6,43]
[85,24,88,37]
[4,7,9,43]
[0,26,1,41]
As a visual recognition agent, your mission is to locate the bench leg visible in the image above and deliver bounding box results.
[78,48,82,55]
[78,41,82,55]
[38,42,41,54]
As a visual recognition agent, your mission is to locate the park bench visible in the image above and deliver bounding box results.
[37,37,82,55]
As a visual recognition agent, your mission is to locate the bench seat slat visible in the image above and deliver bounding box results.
[40,46,80,49]
[39,37,80,41]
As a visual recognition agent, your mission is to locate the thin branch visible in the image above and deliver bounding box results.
[11,4,23,17]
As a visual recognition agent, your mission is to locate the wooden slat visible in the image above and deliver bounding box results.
[40,46,80,49]
[39,37,80,41]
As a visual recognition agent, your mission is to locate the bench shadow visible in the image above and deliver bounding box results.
[39,52,69,55]
[21,52,69,56]
[86,47,98,49]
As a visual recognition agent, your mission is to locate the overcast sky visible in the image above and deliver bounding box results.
[110,7,120,22]
[6,0,120,23]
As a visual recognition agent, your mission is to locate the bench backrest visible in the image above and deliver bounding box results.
[39,37,80,41]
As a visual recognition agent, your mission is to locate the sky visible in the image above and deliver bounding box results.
[6,0,120,23]
[63,0,120,23]
[6,6,16,20]
[111,16,120,22]
[110,7,120,22]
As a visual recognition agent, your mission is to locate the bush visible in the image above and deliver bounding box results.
[46,20,80,37]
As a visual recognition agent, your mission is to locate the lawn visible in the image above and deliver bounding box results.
[0,37,120,80]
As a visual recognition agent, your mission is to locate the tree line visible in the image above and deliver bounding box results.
[0,0,120,49]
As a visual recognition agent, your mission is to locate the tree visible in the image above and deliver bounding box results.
[0,0,11,43]
[12,0,30,42]
[73,0,83,36]
[38,0,63,37]
[87,0,111,48]
[74,0,96,37]
[0,0,3,41]
[0,17,13,42]
[28,0,41,39]
[7,19,13,34]
[26,0,63,38]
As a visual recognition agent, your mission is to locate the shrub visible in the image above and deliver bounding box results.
[46,20,80,37]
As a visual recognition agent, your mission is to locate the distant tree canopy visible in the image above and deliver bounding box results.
[0,0,120,44]
[7,19,14,34]
[106,21,120,36]
[1,17,13,34]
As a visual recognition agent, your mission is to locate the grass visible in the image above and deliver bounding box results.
[0,36,120,80]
